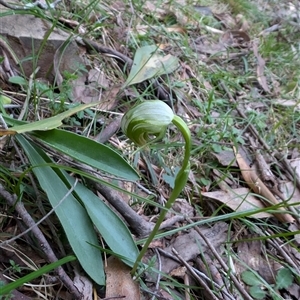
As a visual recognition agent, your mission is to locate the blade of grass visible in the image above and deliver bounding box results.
[0,255,76,295]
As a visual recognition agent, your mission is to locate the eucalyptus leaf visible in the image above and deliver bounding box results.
[16,135,105,285]
[124,45,179,87]
[32,129,139,181]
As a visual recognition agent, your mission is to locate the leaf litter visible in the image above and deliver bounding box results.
[0,0,300,299]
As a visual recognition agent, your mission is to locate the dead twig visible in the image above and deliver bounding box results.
[172,248,221,300]
[94,180,154,237]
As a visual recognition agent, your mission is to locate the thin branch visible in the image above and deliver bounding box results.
[172,247,221,300]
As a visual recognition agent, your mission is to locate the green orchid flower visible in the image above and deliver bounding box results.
[121,100,191,274]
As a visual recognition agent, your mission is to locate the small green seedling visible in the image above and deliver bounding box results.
[241,268,294,300]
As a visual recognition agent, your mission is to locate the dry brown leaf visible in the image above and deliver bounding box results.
[253,41,271,93]
[105,256,140,299]
[221,30,250,47]
[233,147,295,223]
[214,12,237,29]
[169,266,187,277]
[273,99,300,110]
[236,14,251,31]
[202,187,272,218]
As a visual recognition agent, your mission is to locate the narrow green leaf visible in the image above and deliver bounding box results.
[124,45,179,87]
[65,174,139,267]
[0,256,76,295]
[16,135,105,285]
[32,129,139,181]
[275,268,293,289]
[10,103,98,133]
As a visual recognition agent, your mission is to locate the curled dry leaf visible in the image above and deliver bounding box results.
[253,41,271,93]
[202,187,272,219]
[233,147,295,223]
[221,30,251,48]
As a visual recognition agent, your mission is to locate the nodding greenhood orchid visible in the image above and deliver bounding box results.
[121,100,191,274]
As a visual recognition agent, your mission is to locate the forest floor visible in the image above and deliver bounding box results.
[1,0,300,299]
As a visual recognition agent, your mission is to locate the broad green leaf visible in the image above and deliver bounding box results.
[16,135,105,285]
[5,102,98,134]
[241,271,262,286]
[249,286,266,300]
[275,268,293,289]
[124,45,179,87]
[65,175,139,266]
[0,256,76,295]
[32,129,139,181]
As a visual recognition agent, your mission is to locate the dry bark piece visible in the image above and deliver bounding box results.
[73,272,93,300]
[154,222,228,275]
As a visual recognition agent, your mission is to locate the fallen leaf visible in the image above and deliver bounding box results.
[202,187,272,218]
[253,41,271,93]
[105,256,140,299]
[236,236,281,284]
[155,222,228,274]
[273,99,300,110]
[233,147,295,223]
[214,12,237,29]
[0,13,79,82]
[221,30,251,48]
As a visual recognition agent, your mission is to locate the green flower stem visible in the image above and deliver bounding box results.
[130,113,191,275]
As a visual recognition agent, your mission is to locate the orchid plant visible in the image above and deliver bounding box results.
[121,100,191,274]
